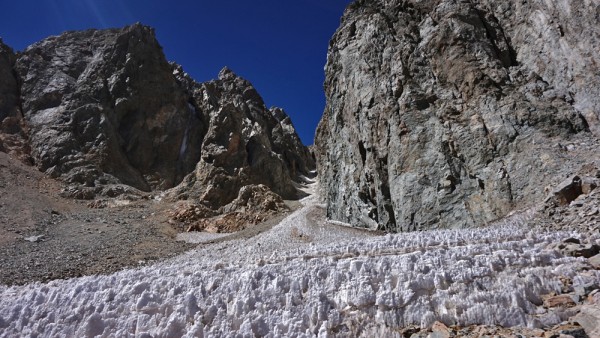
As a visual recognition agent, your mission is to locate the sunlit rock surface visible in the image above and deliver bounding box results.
[2,24,313,212]
[315,0,599,231]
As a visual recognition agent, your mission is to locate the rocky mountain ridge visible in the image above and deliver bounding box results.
[1,5,600,337]
[0,24,314,222]
[315,0,600,232]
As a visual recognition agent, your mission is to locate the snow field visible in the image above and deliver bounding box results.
[0,194,598,337]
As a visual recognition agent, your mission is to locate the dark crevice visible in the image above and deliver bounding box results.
[475,9,518,68]
[368,97,375,109]
[246,138,260,166]
[11,68,25,120]
[440,140,463,186]
[377,154,396,230]
[358,141,366,165]
[368,208,379,223]
[348,21,357,39]
[577,112,590,132]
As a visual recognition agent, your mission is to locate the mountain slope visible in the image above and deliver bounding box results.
[1,24,314,212]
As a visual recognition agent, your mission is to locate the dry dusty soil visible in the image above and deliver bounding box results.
[0,152,199,286]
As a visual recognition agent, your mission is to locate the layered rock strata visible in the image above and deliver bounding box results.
[315,0,600,231]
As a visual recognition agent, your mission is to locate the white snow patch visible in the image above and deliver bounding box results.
[1,184,598,337]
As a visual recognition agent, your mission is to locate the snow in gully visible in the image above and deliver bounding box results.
[0,195,597,337]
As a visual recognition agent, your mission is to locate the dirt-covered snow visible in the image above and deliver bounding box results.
[0,184,598,337]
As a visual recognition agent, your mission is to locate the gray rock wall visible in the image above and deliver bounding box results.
[0,39,19,121]
[15,24,201,192]
[315,0,599,231]
[1,24,313,209]
[170,67,315,208]
[0,39,30,162]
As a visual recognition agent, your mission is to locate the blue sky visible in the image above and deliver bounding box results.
[0,0,352,145]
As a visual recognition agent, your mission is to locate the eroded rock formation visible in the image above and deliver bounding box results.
[315,0,600,231]
[0,39,19,121]
[14,24,201,194]
[0,24,313,215]
[169,67,314,208]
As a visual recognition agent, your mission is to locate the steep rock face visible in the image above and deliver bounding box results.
[0,39,30,162]
[315,0,599,231]
[1,24,313,216]
[0,39,19,121]
[270,106,316,179]
[15,24,205,195]
[170,67,314,208]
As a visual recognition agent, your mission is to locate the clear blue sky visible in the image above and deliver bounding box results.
[0,0,352,145]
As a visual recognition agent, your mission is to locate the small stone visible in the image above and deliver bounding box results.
[559,327,588,338]
[429,321,450,338]
[588,254,600,269]
[24,235,44,243]
[562,244,600,258]
[531,328,545,337]
[587,290,600,305]
[544,295,577,308]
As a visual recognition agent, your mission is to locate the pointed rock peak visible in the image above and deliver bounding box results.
[127,22,151,31]
[0,38,14,53]
[123,22,156,37]
[270,107,289,122]
[218,66,236,80]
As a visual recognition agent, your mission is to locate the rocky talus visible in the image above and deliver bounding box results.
[315,0,600,231]
[0,24,313,222]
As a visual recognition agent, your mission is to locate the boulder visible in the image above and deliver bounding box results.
[589,254,600,269]
[543,295,577,309]
[573,305,600,338]
[183,184,290,233]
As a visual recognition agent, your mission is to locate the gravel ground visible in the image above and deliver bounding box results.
[0,152,197,286]
[0,151,304,286]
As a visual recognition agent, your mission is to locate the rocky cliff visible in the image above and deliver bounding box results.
[169,67,314,209]
[315,0,600,231]
[0,39,29,163]
[0,24,313,211]
[14,24,201,195]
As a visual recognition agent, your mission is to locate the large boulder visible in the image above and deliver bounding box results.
[315,0,599,231]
